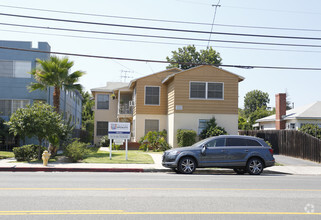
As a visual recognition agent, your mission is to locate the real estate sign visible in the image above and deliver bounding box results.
[108,122,130,139]
[108,122,131,160]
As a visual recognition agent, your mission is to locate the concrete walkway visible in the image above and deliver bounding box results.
[265,155,321,175]
[0,149,321,175]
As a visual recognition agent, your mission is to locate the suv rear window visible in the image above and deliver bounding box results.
[246,139,262,146]
[226,138,247,146]
[226,138,262,147]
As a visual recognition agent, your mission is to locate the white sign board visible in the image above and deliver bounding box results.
[108,122,131,140]
[114,139,124,145]
[108,122,131,160]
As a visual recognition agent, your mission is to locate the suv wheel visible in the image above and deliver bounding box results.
[233,168,246,175]
[178,157,196,174]
[247,158,263,175]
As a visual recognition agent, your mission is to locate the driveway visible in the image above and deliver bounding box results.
[274,155,321,166]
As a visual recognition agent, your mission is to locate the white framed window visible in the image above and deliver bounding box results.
[190,82,224,100]
[0,60,31,78]
[145,119,159,135]
[0,99,30,116]
[14,61,32,78]
[12,100,30,113]
[290,123,296,130]
[0,100,12,116]
[97,94,109,109]
[0,60,14,77]
[190,82,206,99]
[145,86,160,105]
[198,119,209,135]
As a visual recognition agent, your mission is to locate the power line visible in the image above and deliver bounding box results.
[0,4,212,26]
[1,12,321,41]
[1,46,321,71]
[3,28,321,54]
[1,4,321,32]
[1,22,321,48]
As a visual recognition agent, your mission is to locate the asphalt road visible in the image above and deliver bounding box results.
[0,172,320,220]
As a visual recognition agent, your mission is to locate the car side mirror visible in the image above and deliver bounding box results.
[201,145,207,156]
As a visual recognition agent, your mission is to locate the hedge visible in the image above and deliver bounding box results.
[177,129,197,147]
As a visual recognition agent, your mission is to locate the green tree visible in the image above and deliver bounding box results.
[0,117,15,146]
[299,124,321,139]
[29,56,85,113]
[199,117,227,139]
[166,45,222,70]
[244,90,270,117]
[6,103,69,159]
[248,107,275,126]
[81,91,94,123]
[238,116,251,130]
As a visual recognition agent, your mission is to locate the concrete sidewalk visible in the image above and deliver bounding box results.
[265,155,321,175]
[0,150,321,175]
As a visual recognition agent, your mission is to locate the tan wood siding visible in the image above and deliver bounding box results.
[173,66,239,114]
[167,80,175,114]
[135,69,179,115]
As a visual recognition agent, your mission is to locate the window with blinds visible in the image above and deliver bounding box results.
[0,60,31,78]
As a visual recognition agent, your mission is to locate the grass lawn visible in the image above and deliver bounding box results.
[82,150,154,164]
[0,151,14,159]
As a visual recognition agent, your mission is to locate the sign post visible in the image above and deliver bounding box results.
[108,122,131,160]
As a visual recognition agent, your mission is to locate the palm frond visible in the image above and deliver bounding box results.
[28,83,47,92]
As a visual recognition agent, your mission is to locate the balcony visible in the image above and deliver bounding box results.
[118,103,133,115]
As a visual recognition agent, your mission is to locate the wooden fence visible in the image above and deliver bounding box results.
[239,130,321,163]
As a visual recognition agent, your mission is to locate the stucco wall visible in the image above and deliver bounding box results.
[169,113,238,147]
[93,92,118,144]
[133,114,168,142]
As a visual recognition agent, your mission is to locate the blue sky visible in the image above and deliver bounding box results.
[0,0,320,109]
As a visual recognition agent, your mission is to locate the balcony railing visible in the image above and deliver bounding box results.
[119,103,133,115]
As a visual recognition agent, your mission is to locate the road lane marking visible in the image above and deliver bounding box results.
[0,187,321,192]
[0,210,320,216]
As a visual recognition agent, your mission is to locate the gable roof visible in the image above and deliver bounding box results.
[162,65,245,84]
[128,68,181,89]
[256,101,321,122]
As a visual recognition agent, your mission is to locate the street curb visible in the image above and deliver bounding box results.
[0,167,291,175]
[0,167,145,172]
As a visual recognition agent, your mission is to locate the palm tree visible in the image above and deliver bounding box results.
[29,56,85,113]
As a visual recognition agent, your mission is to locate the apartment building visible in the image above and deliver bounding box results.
[91,65,244,147]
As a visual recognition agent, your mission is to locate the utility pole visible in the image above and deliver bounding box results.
[120,70,133,82]
[207,1,221,48]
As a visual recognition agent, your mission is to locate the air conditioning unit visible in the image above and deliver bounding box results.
[129,100,135,106]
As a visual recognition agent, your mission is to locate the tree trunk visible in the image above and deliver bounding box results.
[53,86,61,113]
[38,139,43,160]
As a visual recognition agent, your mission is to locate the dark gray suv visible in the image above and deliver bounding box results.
[162,135,275,175]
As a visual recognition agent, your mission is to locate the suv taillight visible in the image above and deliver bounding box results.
[269,149,274,155]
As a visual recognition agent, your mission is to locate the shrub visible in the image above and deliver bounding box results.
[199,117,227,139]
[99,135,110,147]
[299,124,321,139]
[13,145,46,162]
[139,130,170,152]
[177,129,197,147]
[112,144,121,150]
[64,140,89,162]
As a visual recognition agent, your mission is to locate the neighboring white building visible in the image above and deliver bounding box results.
[256,101,321,130]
